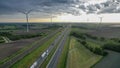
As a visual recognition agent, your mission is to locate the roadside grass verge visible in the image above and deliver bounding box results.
[66,37,102,68]
[57,36,70,68]
[10,32,61,68]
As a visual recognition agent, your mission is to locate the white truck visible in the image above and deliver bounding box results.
[41,52,46,58]
[30,61,38,68]
[46,50,49,55]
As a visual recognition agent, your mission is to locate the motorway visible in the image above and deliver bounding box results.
[30,25,70,68]
[46,25,70,68]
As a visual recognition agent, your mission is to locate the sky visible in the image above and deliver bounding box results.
[0,0,120,23]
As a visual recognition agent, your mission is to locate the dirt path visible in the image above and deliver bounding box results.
[93,50,120,68]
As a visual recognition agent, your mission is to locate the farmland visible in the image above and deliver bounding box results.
[11,31,61,68]
[70,23,120,68]
[0,23,61,67]
[0,23,120,68]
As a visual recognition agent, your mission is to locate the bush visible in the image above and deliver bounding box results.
[103,42,120,52]
[85,34,98,40]
[71,31,107,56]
[8,33,44,41]
[79,40,107,56]
[100,37,105,41]
[0,32,12,36]
[80,40,87,45]
[0,40,5,43]
[110,38,120,43]
[71,32,86,40]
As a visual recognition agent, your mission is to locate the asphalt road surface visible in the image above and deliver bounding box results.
[46,25,70,68]
[94,50,120,68]
[30,27,68,68]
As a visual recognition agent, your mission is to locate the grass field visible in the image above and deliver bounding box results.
[57,36,70,68]
[10,32,61,68]
[66,37,102,68]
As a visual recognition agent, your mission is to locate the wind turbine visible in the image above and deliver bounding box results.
[16,9,34,32]
[97,16,103,31]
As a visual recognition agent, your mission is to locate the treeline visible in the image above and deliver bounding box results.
[71,31,120,54]
[7,33,45,41]
[103,42,120,52]
[0,32,12,36]
[78,39,107,56]
[71,31,106,42]
[70,31,99,40]
[70,32,86,40]
[0,32,45,41]
[71,31,107,56]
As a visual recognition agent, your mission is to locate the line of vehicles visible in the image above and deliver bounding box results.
[30,26,70,68]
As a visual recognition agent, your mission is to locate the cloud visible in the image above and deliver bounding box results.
[97,0,120,14]
[0,0,120,17]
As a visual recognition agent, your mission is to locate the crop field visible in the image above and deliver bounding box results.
[72,23,120,38]
[0,23,60,66]
[70,23,120,68]
[0,36,42,62]
[0,23,120,68]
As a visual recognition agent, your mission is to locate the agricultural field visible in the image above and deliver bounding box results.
[11,31,61,68]
[72,23,120,38]
[0,23,61,66]
[0,23,120,68]
[70,23,120,68]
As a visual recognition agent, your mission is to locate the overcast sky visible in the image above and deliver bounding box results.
[0,0,120,23]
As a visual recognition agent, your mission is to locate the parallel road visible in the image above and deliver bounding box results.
[46,25,70,68]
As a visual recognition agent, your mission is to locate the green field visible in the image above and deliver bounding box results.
[66,37,102,68]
